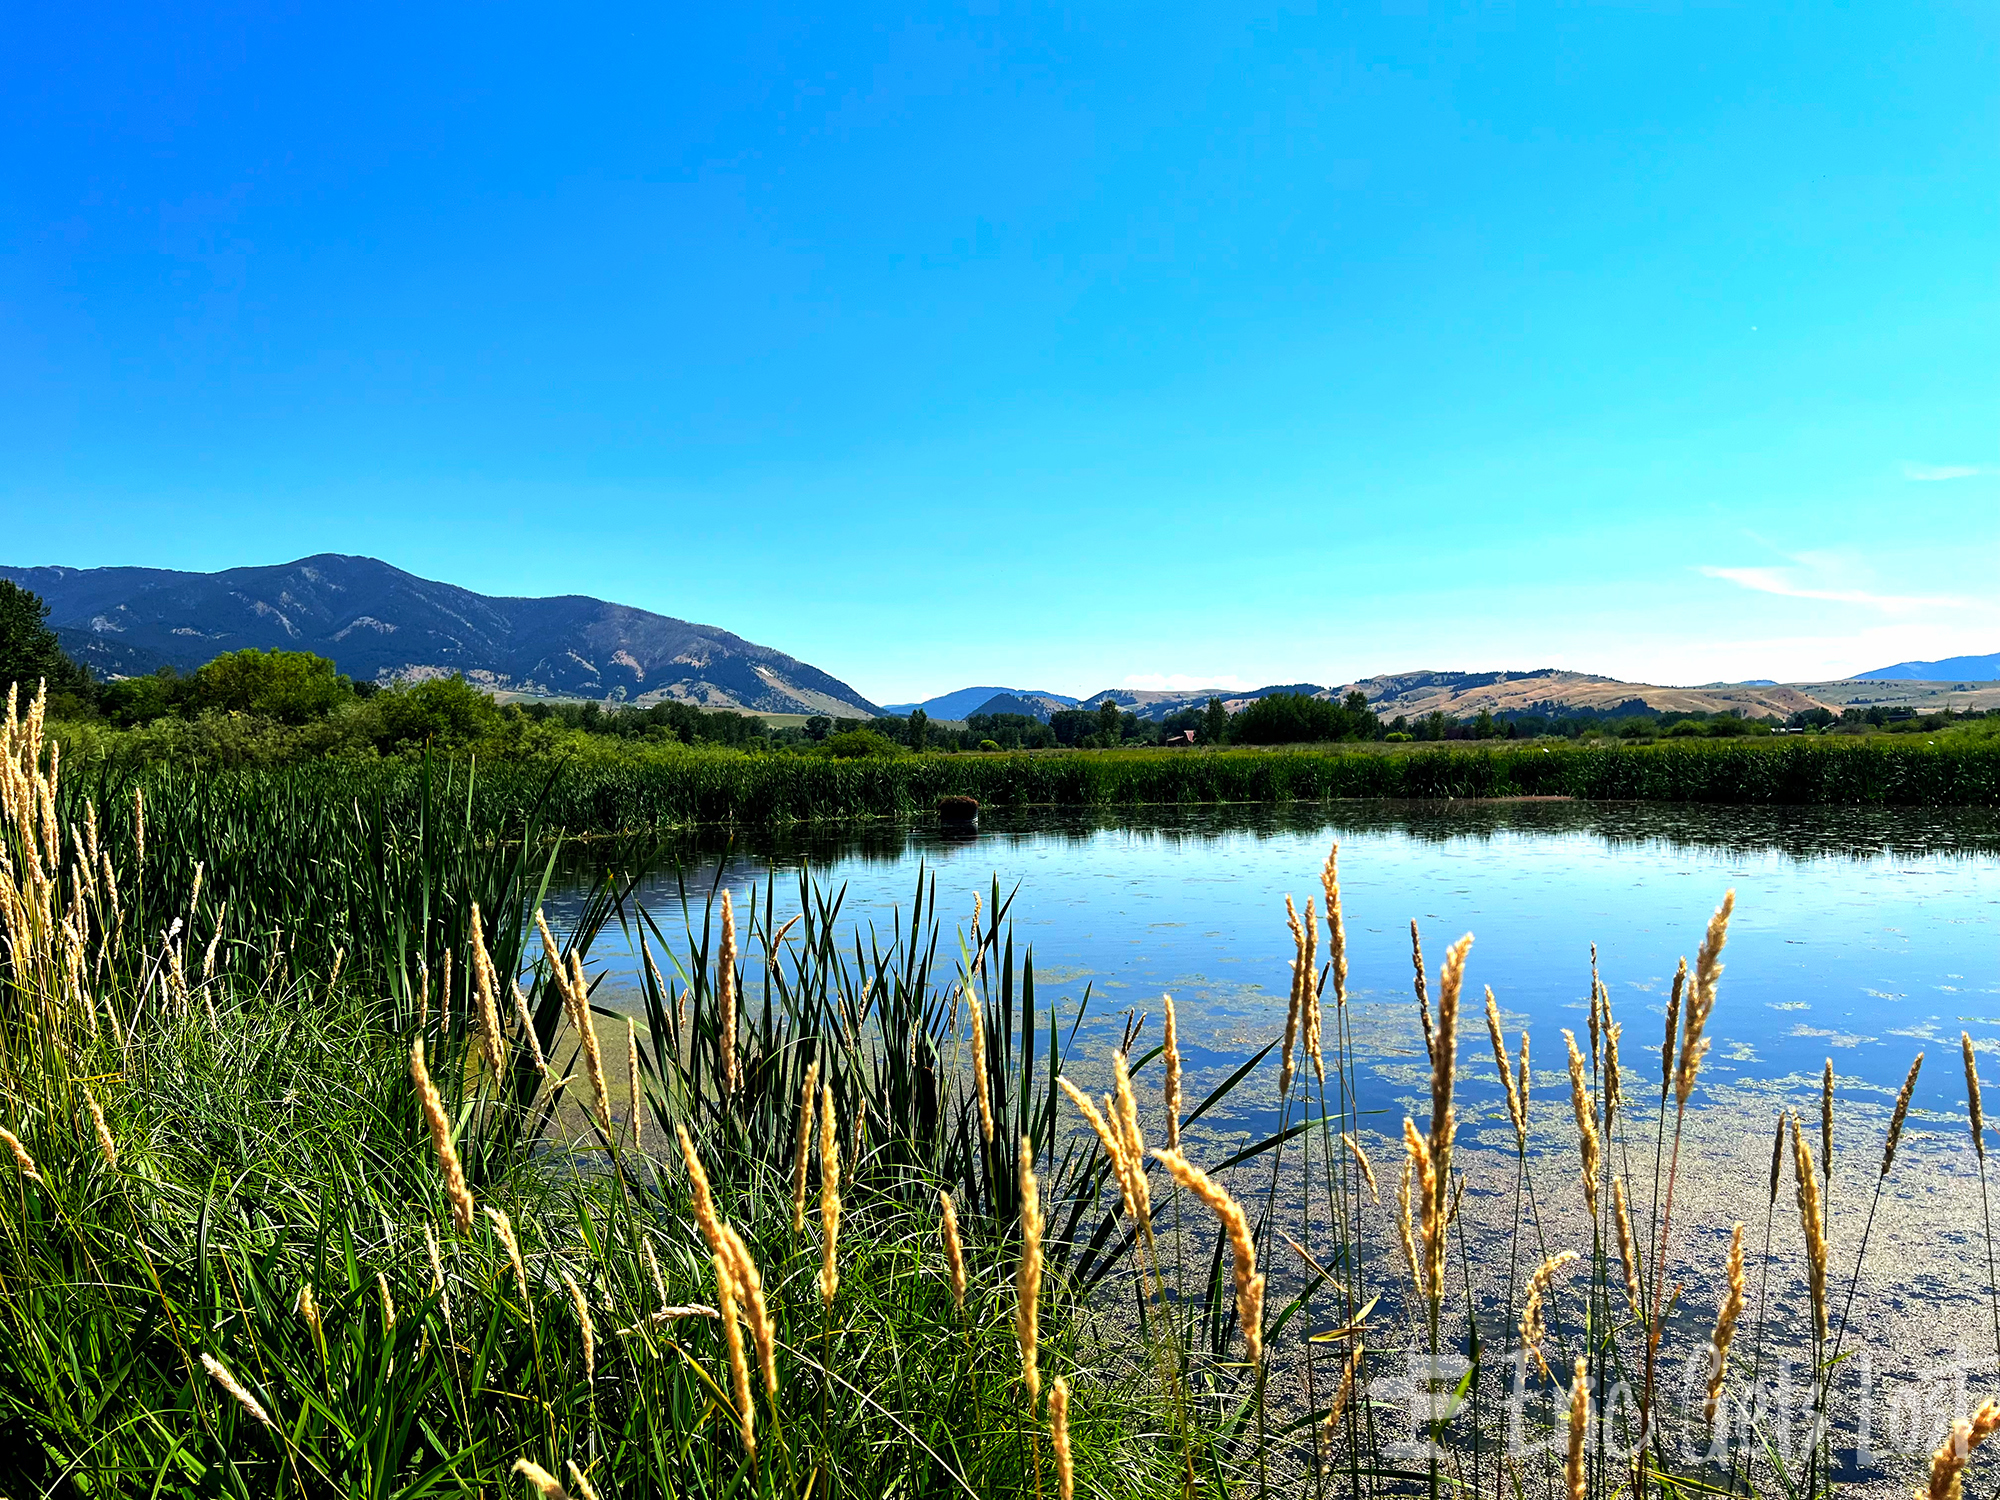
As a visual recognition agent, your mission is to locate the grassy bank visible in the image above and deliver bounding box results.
[1,694,1191,1496]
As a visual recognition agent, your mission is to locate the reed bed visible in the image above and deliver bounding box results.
[58,735,2000,861]
[6,682,2000,1499]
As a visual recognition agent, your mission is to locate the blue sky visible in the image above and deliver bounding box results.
[3,3,1995,703]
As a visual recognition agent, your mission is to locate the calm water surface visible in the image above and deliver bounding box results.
[559,802,2000,1128]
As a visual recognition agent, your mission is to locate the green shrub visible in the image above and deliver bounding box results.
[190,648,354,724]
[821,728,905,759]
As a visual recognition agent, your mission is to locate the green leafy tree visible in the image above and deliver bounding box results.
[1232,692,1380,745]
[822,727,905,759]
[99,669,187,727]
[190,649,353,724]
[908,707,929,752]
[373,676,502,748]
[0,580,92,704]
[1096,697,1122,741]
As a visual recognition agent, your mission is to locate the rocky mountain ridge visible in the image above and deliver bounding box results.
[0,555,881,716]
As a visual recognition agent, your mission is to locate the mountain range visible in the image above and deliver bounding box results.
[0,555,881,716]
[878,686,1080,719]
[7,554,1994,722]
[1852,652,2000,682]
[892,666,2000,725]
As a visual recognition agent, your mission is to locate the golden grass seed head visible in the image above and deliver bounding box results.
[1430,934,1471,1218]
[1588,948,1602,1077]
[1301,894,1324,1085]
[468,903,508,1078]
[298,1282,323,1340]
[1768,1108,1787,1204]
[1409,919,1434,1062]
[1403,1115,1444,1311]
[511,1459,568,1498]
[1321,841,1348,1005]
[1280,894,1305,1097]
[1929,1401,2000,1500]
[624,1018,642,1144]
[485,1206,533,1315]
[425,1223,453,1327]
[1520,1250,1579,1380]
[720,1224,776,1397]
[1885,1052,1923,1176]
[508,980,546,1072]
[1613,1177,1641,1318]
[1675,891,1736,1107]
[82,1085,115,1169]
[968,988,994,1144]
[676,1122,726,1258]
[1017,1137,1045,1405]
[1152,1147,1262,1364]
[565,1462,602,1500]
[642,1238,668,1309]
[1342,1131,1380,1203]
[1603,1020,1623,1137]
[717,889,738,1094]
[940,1188,968,1313]
[1485,988,1524,1146]
[1566,1356,1588,1500]
[409,1038,474,1234]
[201,1352,273,1429]
[1562,1030,1601,1217]
[1967,1032,1986,1158]
[561,1268,595,1386]
[1059,1076,1136,1212]
[713,1253,756,1455]
[569,952,612,1132]
[1396,1152,1422,1302]
[1790,1112,1829,1344]
[1051,1375,1074,1500]
[792,1057,821,1234]
[819,1081,841,1306]
[1112,1048,1146,1169]
[1162,992,1183,1151]
[1324,1339,1366,1448]
[1706,1222,1746,1426]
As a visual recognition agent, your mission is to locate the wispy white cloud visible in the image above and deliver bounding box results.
[1698,565,1969,613]
[1903,462,1991,481]
[1121,672,1252,692]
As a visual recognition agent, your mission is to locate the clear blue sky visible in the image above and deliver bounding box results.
[3,3,1995,703]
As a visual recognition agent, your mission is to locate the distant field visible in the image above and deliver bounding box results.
[1786,678,2000,711]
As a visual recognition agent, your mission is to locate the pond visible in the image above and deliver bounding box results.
[551,800,2000,1478]
[557,801,2000,1124]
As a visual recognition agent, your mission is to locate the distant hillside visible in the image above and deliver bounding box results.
[1078,684,1332,722]
[1853,652,2000,682]
[2,555,880,716]
[881,686,1080,719]
[1343,669,1825,719]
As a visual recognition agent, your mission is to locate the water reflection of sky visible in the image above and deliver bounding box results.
[554,803,2000,1127]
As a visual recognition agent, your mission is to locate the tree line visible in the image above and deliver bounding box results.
[8,577,1993,766]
